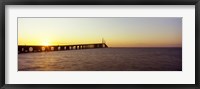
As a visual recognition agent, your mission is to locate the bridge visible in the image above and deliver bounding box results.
[18,43,108,54]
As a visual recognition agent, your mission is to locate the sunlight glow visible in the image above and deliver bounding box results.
[42,41,49,46]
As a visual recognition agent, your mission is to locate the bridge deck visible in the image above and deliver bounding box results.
[18,43,108,54]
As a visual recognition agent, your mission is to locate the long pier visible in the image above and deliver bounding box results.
[18,43,108,54]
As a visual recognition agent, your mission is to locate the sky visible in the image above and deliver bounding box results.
[18,17,182,47]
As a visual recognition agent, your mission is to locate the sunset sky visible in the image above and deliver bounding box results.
[18,17,182,47]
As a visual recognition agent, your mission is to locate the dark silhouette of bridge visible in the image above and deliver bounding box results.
[18,43,108,54]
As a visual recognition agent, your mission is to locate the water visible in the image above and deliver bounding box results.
[18,48,182,71]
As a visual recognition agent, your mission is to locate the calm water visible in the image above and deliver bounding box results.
[18,48,182,71]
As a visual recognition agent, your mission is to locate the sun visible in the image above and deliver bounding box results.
[42,41,49,46]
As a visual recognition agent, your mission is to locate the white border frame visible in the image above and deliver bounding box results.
[5,5,195,84]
